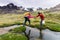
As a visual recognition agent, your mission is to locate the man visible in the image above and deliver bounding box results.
[36,12,45,27]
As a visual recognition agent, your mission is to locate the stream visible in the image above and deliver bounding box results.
[0,25,60,40]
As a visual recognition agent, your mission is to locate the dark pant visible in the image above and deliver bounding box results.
[40,20,43,29]
[40,20,43,26]
[23,17,30,26]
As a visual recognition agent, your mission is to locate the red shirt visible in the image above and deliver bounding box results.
[37,13,44,20]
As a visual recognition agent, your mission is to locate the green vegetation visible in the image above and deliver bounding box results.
[10,26,26,33]
[0,11,60,40]
[0,26,27,40]
[46,21,60,32]
[0,14,23,27]
[0,33,27,40]
[0,11,60,31]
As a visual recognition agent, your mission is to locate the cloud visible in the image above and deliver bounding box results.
[0,0,60,9]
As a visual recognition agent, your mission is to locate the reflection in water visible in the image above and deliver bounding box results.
[25,27,40,40]
[25,27,60,40]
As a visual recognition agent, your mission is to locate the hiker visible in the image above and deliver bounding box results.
[23,12,34,27]
[36,12,45,28]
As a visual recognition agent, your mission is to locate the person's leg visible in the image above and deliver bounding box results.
[23,17,27,26]
[40,20,42,27]
[40,20,43,28]
[29,20,30,27]
[27,19,31,27]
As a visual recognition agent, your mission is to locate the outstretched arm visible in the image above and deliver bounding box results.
[28,15,34,18]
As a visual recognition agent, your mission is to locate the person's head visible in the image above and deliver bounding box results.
[38,12,42,14]
[26,12,31,15]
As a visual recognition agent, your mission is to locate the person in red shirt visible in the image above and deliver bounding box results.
[36,12,45,28]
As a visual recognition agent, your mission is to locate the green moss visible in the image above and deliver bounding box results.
[46,21,60,32]
[0,24,14,28]
[0,33,27,40]
[14,22,22,25]
[10,26,26,33]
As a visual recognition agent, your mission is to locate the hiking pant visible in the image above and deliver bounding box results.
[40,20,43,29]
[23,17,30,26]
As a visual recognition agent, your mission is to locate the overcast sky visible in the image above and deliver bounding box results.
[0,0,60,9]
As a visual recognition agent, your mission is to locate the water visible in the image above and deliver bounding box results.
[0,25,19,35]
[0,25,60,40]
[25,26,40,40]
[42,29,60,40]
[25,26,60,40]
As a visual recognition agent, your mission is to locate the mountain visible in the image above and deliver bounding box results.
[49,4,60,12]
[0,3,20,10]
[0,3,26,14]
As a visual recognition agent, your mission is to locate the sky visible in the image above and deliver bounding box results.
[0,0,60,9]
